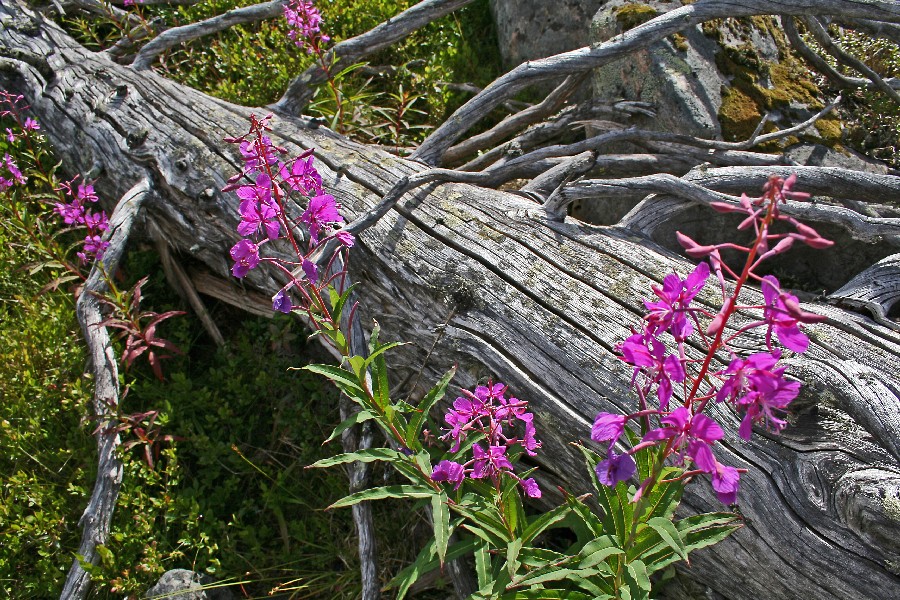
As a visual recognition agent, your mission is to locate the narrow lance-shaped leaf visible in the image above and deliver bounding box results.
[323,409,376,444]
[407,366,456,450]
[328,485,434,509]
[309,447,407,468]
[432,492,451,565]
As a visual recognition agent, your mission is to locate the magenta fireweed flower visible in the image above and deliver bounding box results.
[618,333,685,409]
[301,259,319,283]
[591,412,627,446]
[761,276,809,353]
[711,460,740,504]
[78,234,110,263]
[302,193,343,244]
[715,351,781,405]
[520,478,541,499]
[735,370,801,440]
[230,239,260,278]
[280,154,322,195]
[54,201,85,225]
[83,210,109,232]
[644,261,709,340]
[431,460,465,489]
[471,444,513,479]
[642,407,723,473]
[239,135,279,173]
[596,450,636,486]
[334,229,355,247]
[434,381,541,497]
[272,289,293,314]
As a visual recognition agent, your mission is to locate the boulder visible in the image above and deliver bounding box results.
[144,569,235,600]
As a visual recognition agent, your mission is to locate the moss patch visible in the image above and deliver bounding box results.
[671,32,689,52]
[615,3,659,32]
[719,85,763,141]
[712,18,829,143]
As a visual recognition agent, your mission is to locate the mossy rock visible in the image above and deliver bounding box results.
[614,2,658,31]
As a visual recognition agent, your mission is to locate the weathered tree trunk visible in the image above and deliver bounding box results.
[2,3,899,599]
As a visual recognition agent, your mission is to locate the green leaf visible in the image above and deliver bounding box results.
[391,536,480,599]
[564,493,604,540]
[308,448,406,469]
[475,540,491,589]
[640,468,683,522]
[303,364,366,398]
[328,485,434,509]
[323,409,375,444]
[432,493,450,565]
[452,501,512,544]
[506,538,522,580]
[365,341,406,369]
[330,284,356,321]
[647,517,688,562]
[521,502,572,544]
[626,559,652,592]
[577,535,624,569]
[499,590,595,600]
[346,355,366,378]
[501,474,525,538]
[406,366,456,450]
[513,567,582,587]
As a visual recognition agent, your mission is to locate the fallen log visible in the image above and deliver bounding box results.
[2,2,899,599]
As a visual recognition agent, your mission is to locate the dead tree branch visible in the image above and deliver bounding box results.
[131,0,284,70]
[412,0,900,165]
[62,178,151,600]
[274,0,475,115]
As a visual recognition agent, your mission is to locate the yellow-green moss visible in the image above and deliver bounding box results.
[712,19,833,144]
[719,86,763,141]
[814,118,843,143]
[671,32,689,52]
[615,3,659,32]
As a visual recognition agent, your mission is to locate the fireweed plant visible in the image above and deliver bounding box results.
[226,107,833,598]
[284,0,353,134]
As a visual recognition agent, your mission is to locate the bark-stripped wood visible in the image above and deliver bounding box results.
[2,2,900,599]
[64,179,150,600]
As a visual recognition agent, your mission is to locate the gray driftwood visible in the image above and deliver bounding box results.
[2,2,900,599]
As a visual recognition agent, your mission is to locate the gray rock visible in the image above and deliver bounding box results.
[592,0,726,140]
[490,0,605,68]
[785,142,890,174]
[144,569,235,600]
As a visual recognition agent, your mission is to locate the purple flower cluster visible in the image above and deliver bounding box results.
[430,382,542,498]
[1,152,26,191]
[284,0,330,54]
[593,175,832,504]
[224,114,353,313]
[53,179,110,264]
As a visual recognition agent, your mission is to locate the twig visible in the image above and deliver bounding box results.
[152,229,226,347]
[131,0,284,70]
[275,0,475,115]
[558,168,900,243]
[442,74,586,166]
[802,16,900,103]
[411,0,900,165]
[61,178,151,600]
